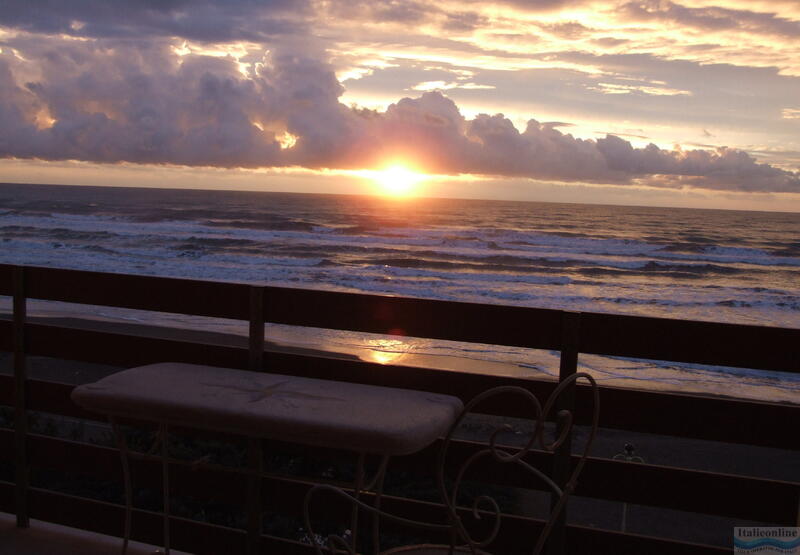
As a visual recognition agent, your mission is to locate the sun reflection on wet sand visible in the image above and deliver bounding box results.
[364,338,412,365]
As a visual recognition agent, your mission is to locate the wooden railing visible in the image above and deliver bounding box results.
[1,263,799,554]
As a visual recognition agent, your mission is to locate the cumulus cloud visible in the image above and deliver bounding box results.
[595,135,799,192]
[0,41,283,166]
[0,4,798,194]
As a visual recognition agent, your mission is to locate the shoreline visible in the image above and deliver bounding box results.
[2,311,798,407]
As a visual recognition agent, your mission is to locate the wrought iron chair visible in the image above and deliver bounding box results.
[304,372,599,555]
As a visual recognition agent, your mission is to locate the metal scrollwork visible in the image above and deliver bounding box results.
[304,372,600,555]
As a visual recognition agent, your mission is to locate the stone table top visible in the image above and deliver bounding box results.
[71,362,464,456]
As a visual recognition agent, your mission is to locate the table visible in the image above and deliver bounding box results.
[71,362,464,554]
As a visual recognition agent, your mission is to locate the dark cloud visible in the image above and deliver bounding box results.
[620,0,800,39]
[323,1,489,32]
[596,135,798,192]
[0,0,307,42]
[478,0,586,11]
[685,142,718,148]
[0,41,283,166]
[0,0,493,48]
[540,21,593,39]
[592,37,629,47]
[326,0,433,24]
[596,131,650,140]
[442,11,490,32]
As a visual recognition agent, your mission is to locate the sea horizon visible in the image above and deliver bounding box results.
[4,180,800,216]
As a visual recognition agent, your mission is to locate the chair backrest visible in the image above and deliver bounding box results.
[303,372,599,555]
[434,372,599,555]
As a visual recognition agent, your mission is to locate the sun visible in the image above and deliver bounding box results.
[372,165,426,197]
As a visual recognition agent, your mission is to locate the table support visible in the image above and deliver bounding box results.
[350,453,390,555]
[110,420,171,555]
[370,455,389,555]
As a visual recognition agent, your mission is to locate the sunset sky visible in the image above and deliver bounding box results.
[1,1,799,210]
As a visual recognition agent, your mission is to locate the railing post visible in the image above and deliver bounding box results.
[248,286,265,372]
[548,310,581,555]
[247,287,265,554]
[12,266,29,528]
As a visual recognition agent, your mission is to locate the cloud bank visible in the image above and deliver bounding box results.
[0,1,798,194]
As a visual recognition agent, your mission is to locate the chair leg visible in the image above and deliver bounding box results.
[161,423,170,555]
[371,455,390,555]
[109,418,132,555]
[351,452,367,550]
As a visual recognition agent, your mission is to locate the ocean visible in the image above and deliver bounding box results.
[1,182,799,403]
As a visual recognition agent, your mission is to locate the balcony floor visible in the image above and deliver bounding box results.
[0,512,191,555]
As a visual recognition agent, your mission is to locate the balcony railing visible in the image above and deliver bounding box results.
[1,264,798,554]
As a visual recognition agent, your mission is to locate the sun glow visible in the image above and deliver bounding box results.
[370,164,427,197]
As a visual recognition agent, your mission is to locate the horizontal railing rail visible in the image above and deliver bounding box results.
[2,263,799,554]
[0,481,730,555]
[1,422,797,526]
[2,263,798,371]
